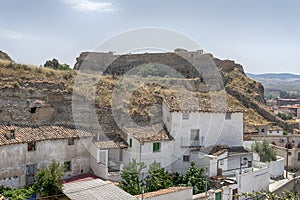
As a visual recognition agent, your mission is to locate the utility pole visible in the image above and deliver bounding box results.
[205,169,208,199]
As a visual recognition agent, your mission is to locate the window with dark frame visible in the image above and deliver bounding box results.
[68,138,75,145]
[153,142,161,152]
[182,113,189,120]
[191,129,199,141]
[225,113,232,120]
[27,141,36,151]
[129,138,132,147]
[26,164,37,185]
[183,155,190,162]
[64,161,72,172]
[298,152,300,161]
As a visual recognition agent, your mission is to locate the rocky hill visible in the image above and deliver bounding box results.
[0,50,297,139]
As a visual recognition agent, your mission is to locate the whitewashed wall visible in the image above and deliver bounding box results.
[269,157,284,179]
[141,187,193,200]
[238,167,270,194]
[123,134,173,172]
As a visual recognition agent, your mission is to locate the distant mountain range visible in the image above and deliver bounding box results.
[246,72,300,93]
[247,73,300,80]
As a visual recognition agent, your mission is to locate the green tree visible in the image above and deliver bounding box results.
[277,113,293,120]
[0,186,35,200]
[119,159,146,195]
[43,58,70,70]
[183,161,207,194]
[145,161,173,192]
[252,140,277,162]
[35,160,65,197]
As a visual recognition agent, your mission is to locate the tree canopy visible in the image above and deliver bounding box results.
[252,140,277,162]
[119,159,146,195]
[34,160,65,196]
[43,58,71,70]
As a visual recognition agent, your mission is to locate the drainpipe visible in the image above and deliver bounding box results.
[139,140,144,163]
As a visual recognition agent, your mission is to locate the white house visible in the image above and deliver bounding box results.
[162,96,244,173]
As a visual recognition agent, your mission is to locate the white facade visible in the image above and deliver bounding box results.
[162,102,243,173]
[123,134,173,172]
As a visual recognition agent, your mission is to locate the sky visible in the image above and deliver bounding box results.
[0,0,300,74]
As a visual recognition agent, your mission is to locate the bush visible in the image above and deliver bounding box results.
[252,140,277,162]
[145,162,172,192]
[43,58,71,70]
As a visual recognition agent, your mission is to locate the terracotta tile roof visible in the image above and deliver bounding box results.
[94,140,121,149]
[135,187,191,199]
[268,126,283,131]
[244,124,258,134]
[163,94,244,113]
[124,123,173,142]
[0,122,92,146]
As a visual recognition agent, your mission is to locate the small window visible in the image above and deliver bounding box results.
[153,142,161,152]
[28,142,36,151]
[277,130,280,133]
[261,128,265,133]
[269,131,272,134]
[225,113,231,120]
[129,138,132,147]
[68,138,74,145]
[29,107,37,113]
[64,161,72,172]
[182,113,189,120]
[183,155,190,162]
[191,129,199,141]
[298,152,300,161]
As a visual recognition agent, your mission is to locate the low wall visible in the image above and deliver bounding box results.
[269,157,284,179]
[136,187,193,200]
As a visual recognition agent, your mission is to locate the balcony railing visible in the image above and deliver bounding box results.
[181,137,201,147]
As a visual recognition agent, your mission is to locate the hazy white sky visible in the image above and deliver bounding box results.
[0,0,299,74]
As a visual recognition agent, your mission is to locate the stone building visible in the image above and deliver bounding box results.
[0,123,93,188]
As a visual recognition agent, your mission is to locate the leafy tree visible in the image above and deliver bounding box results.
[119,159,146,195]
[43,58,70,70]
[182,161,207,194]
[172,172,185,186]
[145,161,173,192]
[0,186,35,200]
[252,140,277,162]
[34,160,65,196]
[277,112,293,120]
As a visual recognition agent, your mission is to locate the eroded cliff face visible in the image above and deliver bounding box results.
[0,51,282,129]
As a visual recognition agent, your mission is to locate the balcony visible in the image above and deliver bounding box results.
[181,137,201,147]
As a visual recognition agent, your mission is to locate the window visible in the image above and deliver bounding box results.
[191,129,199,141]
[68,138,74,145]
[129,138,132,147]
[26,164,37,185]
[298,152,300,161]
[277,130,280,133]
[153,142,161,152]
[261,128,265,133]
[64,161,72,172]
[98,150,107,166]
[269,131,272,134]
[225,113,231,120]
[183,155,190,162]
[182,113,189,120]
[28,142,36,151]
[215,192,222,200]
